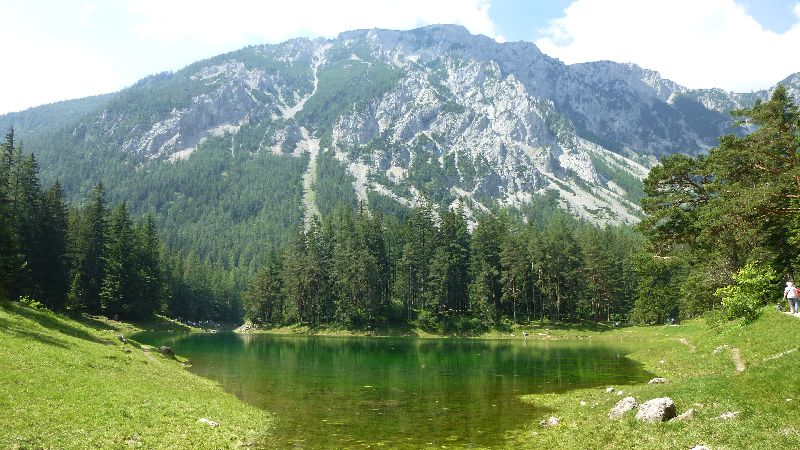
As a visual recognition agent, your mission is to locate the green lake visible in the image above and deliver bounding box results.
[134,332,651,448]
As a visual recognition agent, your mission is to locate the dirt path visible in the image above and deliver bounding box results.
[679,338,696,353]
[729,347,746,372]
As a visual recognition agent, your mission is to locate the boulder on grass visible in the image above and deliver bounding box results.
[636,397,677,422]
[197,418,219,427]
[608,396,638,419]
[669,409,695,422]
[539,416,560,427]
[159,346,174,357]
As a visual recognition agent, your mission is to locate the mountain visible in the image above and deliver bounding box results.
[2,24,798,269]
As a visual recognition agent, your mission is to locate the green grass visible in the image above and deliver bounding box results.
[0,301,273,449]
[506,309,800,449]
[4,299,799,449]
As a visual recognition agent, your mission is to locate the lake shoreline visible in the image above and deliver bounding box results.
[232,321,620,341]
[4,300,799,448]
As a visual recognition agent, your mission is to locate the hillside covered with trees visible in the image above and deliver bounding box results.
[0,130,242,321]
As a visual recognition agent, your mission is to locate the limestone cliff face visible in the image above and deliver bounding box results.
[12,25,799,225]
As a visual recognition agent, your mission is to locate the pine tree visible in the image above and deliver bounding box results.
[0,128,19,297]
[69,183,108,313]
[129,213,162,318]
[244,249,285,324]
[468,213,507,324]
[500,229,529,323]
[37,182,69,309]
[7,148,45,301]
[101,202,135,318]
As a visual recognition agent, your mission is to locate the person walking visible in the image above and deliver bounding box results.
[784,281,799,314]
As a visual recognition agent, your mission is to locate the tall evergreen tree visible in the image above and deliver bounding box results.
[69,183,108,313]
[101,202,135,317]
[468,213,508,323]
[129,213,162,318]
[37,181,69,309]
[0,128,19,297]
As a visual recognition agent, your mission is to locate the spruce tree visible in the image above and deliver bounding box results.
[101,202,135,317]
[37,182,69,309]
[69,183,108,313]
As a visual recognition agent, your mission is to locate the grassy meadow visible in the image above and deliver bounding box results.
[507,309,800,449]
[0,300,272,449]
[2,298,799,449]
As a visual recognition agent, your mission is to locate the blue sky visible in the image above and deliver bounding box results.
[1,0,799,114]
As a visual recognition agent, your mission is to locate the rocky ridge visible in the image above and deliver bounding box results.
[4,24,799,226]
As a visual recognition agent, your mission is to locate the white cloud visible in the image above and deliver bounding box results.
[127,0,500,45]
[0,31,120,115]
[536,0,800,92]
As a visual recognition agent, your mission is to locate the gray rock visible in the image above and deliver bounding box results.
[669,408,694,422]
[608,396,638,419]
[719,411,739,420]
[648,377,669,384]
[197,418,219,427]
[117,334,128,344]
[539,416,560,427]
[159,346,174,357]
[605,387,615,393]
[690,446,710,450]
[635,397,677,422]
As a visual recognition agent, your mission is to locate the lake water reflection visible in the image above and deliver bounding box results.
[134,332,651,448]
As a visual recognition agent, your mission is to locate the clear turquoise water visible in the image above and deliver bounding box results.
[134,332,651,448]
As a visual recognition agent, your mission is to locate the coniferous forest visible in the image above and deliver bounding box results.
[2,86,798,330]
[243,202,642,332]
[0,130,241,321]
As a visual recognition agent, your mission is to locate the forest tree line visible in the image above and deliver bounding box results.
[243,202,644,332]
[0,129,242,321]
[636,85,800,323]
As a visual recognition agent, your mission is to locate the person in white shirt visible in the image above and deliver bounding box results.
[784,281,799,314]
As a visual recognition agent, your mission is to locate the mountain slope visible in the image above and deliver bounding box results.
[1,24,797,268]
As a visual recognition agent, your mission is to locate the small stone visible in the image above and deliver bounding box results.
[117,334,128,344]
[606,387,615,393]
[616,390,625,395]
[608,396,638,419]
[669,409,695,422]
[690,446,710,450]
[636,397,677,422]
[648,377,669,384]
[579,400,587,406]
[539,416,560,427]
[719,411,739,420]
[159,346,174,357]
[198,418,219,427]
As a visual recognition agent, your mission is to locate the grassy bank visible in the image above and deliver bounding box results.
[0,301,273,449]
[507,308,800,449]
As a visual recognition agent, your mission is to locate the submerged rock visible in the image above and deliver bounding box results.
[636,397,677,422]
[608,396,638,419]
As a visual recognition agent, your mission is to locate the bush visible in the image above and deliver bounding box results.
[715,261,776,324]
[19,295,46,310]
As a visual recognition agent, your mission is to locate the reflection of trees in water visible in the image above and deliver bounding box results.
[134,333,652,448]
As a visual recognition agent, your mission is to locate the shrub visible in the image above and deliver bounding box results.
[715,261,776,324]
